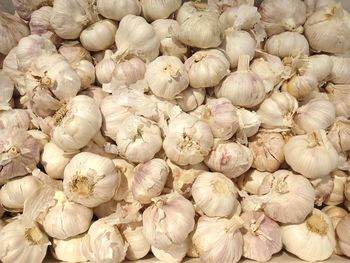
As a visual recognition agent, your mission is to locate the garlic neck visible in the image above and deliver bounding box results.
[164,64,180,79]
[53,104,68,126]
[306,213,328,236]
[225,216,244,233]
[8,145,21,157]
[25,226,44,245]
[307,132,322,147]
[211,179,230,194]
[193,2,208,11]
[69,173,93,197]
[237,55,250,73]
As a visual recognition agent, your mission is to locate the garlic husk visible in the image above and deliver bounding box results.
[80,86,108,107]
[72,59,95,89]
[215,55,265,108]
[300,54,333,83]
[305,0,337,14]
[52,234,88,263]
[93,199,118,218]
[293,98,336,134]
[192,171,240,217]
[237,169,271,195]
[193,98,239,140]
[95,50,116,84]
[0,129,41,183]
[0,176,41,212]
[284,130,339,179]
[0,12,30,55]
[192,215,244,263]
[221,29,256,69]
[219,5,261,30]
[178,11,224,49]
[304,4,350,54]
[145,55,189,99]
[330,56,350,84]
[0,215,50,263]
[282,209,336,262]
[311,175,334,206]
[0,70,14,110]
[325,170,347,206]
[176,87,206,112]
[175,2,215,25]
[327,117,350,153]
[241,211,282,262]
[249,132,285,172]
[29,6,53,35]
[143,192,195,249]
[0,109,30,130]
[141,0,182,22]
[265,32,310,58]
[11,0,52,20]
[236,108,261,139]
[58,42,92,65]
[132,159,169,204]
[151,240,188,263]
[112,159,135,203]
[163,113,214,166]
[113,14,160,62]
[97,0,141,21]
[52,95,102,151]
[336,214,350,257]
[259,0,307,36]
[42,191,93,239]
[205,140,253,178]
[63,152,121,207]
[326,84,350,118]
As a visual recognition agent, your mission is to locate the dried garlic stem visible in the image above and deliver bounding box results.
[25,226,44,245]
[306,214,328,236]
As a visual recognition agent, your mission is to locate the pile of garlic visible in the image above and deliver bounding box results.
[1,0,350,262]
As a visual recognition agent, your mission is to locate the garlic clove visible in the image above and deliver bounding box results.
[311,174,334,206]
[336,214,350,257]
[325,170,348,206]
[237,169,272,195]
[220,4,261,31]
[176,87,206,112]
[328,117,350,153]
[72,59,95,89]
[52,234,88,263]
[95,50,116,84]
[151,240,188,263]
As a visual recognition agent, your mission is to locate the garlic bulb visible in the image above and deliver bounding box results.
[304,4,350,54]
[185,49,230,88]
[325,170,347,206]
[282,71,318,100]
[0,12,30,55]
[192,172,240,217]
[249,132,285,172]
[163,114,213,166]
[236,108,261,138]
[259,0,306,36]
[265,32,309,58]
[336,214,350,257]
[58,42,92,65]
[73,59,95,88]
[326,84,350,118]
[42,191,93,239]
[241,211,282,262]
[0,129,41,182]
[219,5,261,30]
[52,95,102,151]
[52,234,88,263]
[0,71,14,110]
[330,56,350,84]
[178,12,224,49]
[215,55,265,108]
[175,1,212,25]
[237,169,271,195]
[311,175,334,206]
[282,209,335,261]
[95,50,116,84]
[116,115,162,163]
[293,98,336,134]
[29,6,53,35]
[145,55,189,99]
[0,216,49,263]
[132,159,169,204]
[114,15,160,62]
[82,218,127,263]
[328,117,350,153]
[143,192,195,249]
[97,0,141,21]
[193,215,243,263]
[80,20,117,52]
[176,87,206,112]
[284,130,339,179]
[221,29,256,69]
[300,55,333,83]
[257,91,298,129]
[0,109,30,130]
[0,176,41,212]
[12,0,53,21]
[63,152,121,207]
[205,141,253,178]
[151,240,188,263]
[141,0,182,22]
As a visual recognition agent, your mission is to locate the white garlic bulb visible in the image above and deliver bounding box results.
[284,130,339,179]
[282,209,336,261]
[219,5,261,30]
[236,108,261,138]
[325,170,348,206]
[42,191,93,239]
[151,240,188,263]
[193,215,244,263]
[29,6,53,35]
[97,0,141,21]
[132,159,169,204]
[0,216,49,263]
[80,20,117,52]
[205,141,253,178]
[63,152,121,207]
[52,234,88,263]
[0,176,41,212]
[326,84,350,118]
[192,171,240,217]
[328,117,350,153]
[114,15,160,62]
[215,55,265,108]
[145,55,189,99]
[178,11,224,49]
[221,29,256,69]
[336,214,350,257]
[301,55,333,83]
[304,4,350,54]
[0,71,14,110]
[141,0,182,22]
[95,50,116,84]
[73,59,95,89]
[237,169,271,195]
[0,109,30,130]
[257,91,298,129]
[163,114,214,166]
[143,192,195,249]
[176,1,212,24]
[330,56,350,84]
[293,98,336,134]
[282,72,318,100]
[52,95,102,151]
[176,87,206,112]
[249,132,285,172]
[265,32,310,58]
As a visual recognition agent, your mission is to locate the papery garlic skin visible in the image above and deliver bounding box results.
[336,214,350,257]
[192,172,240,217]
[58,43,92,65]
[236,108,261,139]
[284,131,339,179]
[73,60,95,89]
[311,175,334,206]
[176,1,212,25]
[29,6,53,35]
[326,84,350,118]
[95,50,116,84]
[143,193,195,249]
[63,152,121,207]
[121,222,150,260]
[0,71,14,110]
[0,109,30,130]
[327,117,350,153]
[185,49,230,88]
[301,55,333,83]
[141,0,182,22]
[97,0,141,21]
[151,240,188,263]
[282,209,336,262]
[330,56,350,84]
[52,234,88,263]
[219,5,261,30]
[237,169,271,195]
[176,87,206,112]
